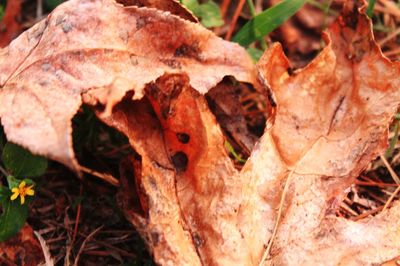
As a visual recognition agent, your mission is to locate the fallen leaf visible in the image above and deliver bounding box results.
[102,2,400,265]
[1,0,400,265]
[257,2,400,264]
[0,0,257,171]
[115,0,198,22]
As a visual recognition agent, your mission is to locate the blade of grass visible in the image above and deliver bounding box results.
[232,0,307,46]
[386,120,399,158]
[367,0,376,18]
[246,0,267,49]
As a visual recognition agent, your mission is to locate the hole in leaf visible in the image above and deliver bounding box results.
[338,118,400,220]
[171,151,188,172]
[72,105,133,183]
[176,132,190,144]
[205,77,270,169]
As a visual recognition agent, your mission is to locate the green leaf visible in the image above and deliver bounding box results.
[232,0,307,46]
[181,0,223,28]
[246,47,264,62]
[181,0,198,11]
[224,141,246,164]
[195,1,224,28]
[2,143,48,177]
[0,194,29,242]
[0,4,4,21]
[44,0,64,11]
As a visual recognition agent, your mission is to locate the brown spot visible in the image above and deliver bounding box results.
[171,151,188,172]
[174,43,202,61]
[151,231,160,246]
[193,234,203,248]
[161,58,182,69]
[62,22,73,33]
[176,132,190,144]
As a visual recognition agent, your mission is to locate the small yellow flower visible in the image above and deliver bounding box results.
[10,181,34,205]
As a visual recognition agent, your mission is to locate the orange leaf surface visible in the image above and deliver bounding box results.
[0,0,257,171]
[0,0,399,265]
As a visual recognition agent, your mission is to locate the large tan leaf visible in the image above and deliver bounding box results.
[98,3,400,266]
[0,0,257,171]
[258,4,400,264]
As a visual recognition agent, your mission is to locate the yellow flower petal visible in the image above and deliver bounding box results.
[11,188,19,193]
[26,188,34,196]
[19,181,26,189]
[20,195,25,205]
[10,192,19,201]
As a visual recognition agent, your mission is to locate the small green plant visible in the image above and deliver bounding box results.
[224,141,246,164]
[233,0,307,46]
[181,0,224,28]
[0,4,4,21]
[0,142,47,242]
[367,0,376,18]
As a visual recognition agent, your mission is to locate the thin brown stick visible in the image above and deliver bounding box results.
[380,154,400,184]
[79,165,120,187]
[225,0,246,40]
[220,0,231,18]
[382,185,400,212]
[72,184,83,244]
[73,226,103,266]
[352,205,384,221]
[375,5,400,18]
[378,27,400,46]
[384,47,400,57]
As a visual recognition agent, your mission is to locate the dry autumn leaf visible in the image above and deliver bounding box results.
[0,0,399,265]
[101,2,400,265]
[0,0,257,171]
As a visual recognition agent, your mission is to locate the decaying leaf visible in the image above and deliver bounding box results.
[103,2,400,265]
[115,0,199,22]
[0,224,44,265]
[0,0,399,265]
[0,0,257,171]
[257,2,400,263]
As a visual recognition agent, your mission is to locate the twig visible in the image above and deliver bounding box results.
[378,27,400,46]
[225,0,246,40]
[258,170,294,266]
[384,46,400,57]
[79,165,120,187]
[380,154,400,184]
[382,185,400,212]
[72,184,83,244]
[220,0,231,18]
[73,226,103,266]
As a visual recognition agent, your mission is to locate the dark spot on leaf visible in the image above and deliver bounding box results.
[161,59,182,69]
[62,22,73,33]
[130,54,138,66]
[171,151,188,172]
[193,234,203,248]
[136,16,149,30]
[174,43,201,61]
[151,231,160,246]
[176,133,190,144]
